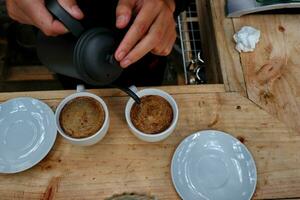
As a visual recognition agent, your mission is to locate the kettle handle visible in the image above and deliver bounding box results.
[46,0,85,37]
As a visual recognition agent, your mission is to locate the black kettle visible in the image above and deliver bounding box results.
[36,0,123,86]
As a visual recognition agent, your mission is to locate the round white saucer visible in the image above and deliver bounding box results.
[171,130,257,200]
[0,97,57,173]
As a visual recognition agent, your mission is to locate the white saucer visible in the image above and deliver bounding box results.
[171,130,257,200]
[0,97,57,173]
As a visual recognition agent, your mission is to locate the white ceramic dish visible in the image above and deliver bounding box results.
[0,97,57,173]
[125,87,178,142]
[171,130,257,200]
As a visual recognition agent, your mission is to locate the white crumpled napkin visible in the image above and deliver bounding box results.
[233,26,261,53]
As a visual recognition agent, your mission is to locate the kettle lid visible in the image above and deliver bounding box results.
[75,28,123,86]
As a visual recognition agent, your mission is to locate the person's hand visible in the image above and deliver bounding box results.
[6,0,84,36]
[114,0,177,68]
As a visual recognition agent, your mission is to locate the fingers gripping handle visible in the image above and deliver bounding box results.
[45,0,85,37]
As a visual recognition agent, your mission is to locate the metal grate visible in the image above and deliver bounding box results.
[177,0,206,85]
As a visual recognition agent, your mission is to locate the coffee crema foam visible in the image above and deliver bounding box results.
[59,97,105,138]
[130,95,173,134]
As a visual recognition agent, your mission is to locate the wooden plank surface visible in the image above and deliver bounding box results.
[0,88,299,199]
[196,0,223,84]
[6,66,55,81]
[209,0,247,95]
[0,85,225,102]
[209,0,300,134]
[232,15,300,135]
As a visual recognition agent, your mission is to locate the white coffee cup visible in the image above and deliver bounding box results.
[55,85,109,146]
[125,87,179,142]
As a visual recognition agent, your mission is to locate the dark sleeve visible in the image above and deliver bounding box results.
[174,0,192,17]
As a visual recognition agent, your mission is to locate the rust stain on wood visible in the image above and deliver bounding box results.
[42,177,61,200]
[259,90,275,105]
[254,58,288,106]
[278,25,286,32]
[264,44,273,54]
[208,114,219,127]
[255,58,285,87]
[237,136,246,144]
[236,105,241,110]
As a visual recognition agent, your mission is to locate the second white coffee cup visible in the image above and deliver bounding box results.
[125,87,179,142]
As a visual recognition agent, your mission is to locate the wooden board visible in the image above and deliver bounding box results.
[0,87,299,199]
[6,66,55,81]
[208,0,247,95]
[209,0,300,134]
[232,15,300,135]
[0,85,225,102]
[196,0,223,84]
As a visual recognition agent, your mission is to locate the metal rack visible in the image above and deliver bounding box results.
[177,0,206,85]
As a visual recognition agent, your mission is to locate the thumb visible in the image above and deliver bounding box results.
[58,0,84,19]
[116,0,136,29]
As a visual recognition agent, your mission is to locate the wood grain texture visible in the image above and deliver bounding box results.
[0,85,225,102]
[232,15,300,134]
[0,88,299,199]
[6,66,55,81]
[209,0,300,134]
[209,0,247,95]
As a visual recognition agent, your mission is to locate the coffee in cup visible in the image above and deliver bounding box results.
[55,85,110,146]
[125,88,178,142]
[59,96,105,138]
[130,95,173,134]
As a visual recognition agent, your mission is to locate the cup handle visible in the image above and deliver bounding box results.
[129,85,138,93]
[76,85,85,93]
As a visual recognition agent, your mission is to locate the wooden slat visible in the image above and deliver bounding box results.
[209,0,247,95]
[0,85,225,102]
[232,14,300,134]
[0,90,299,199]
[196,0,223,84]
[181,12,194,62]
[185,17,199,22]
[0,81,62,93]
[6,66,55,81]
[176,72,186,85]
